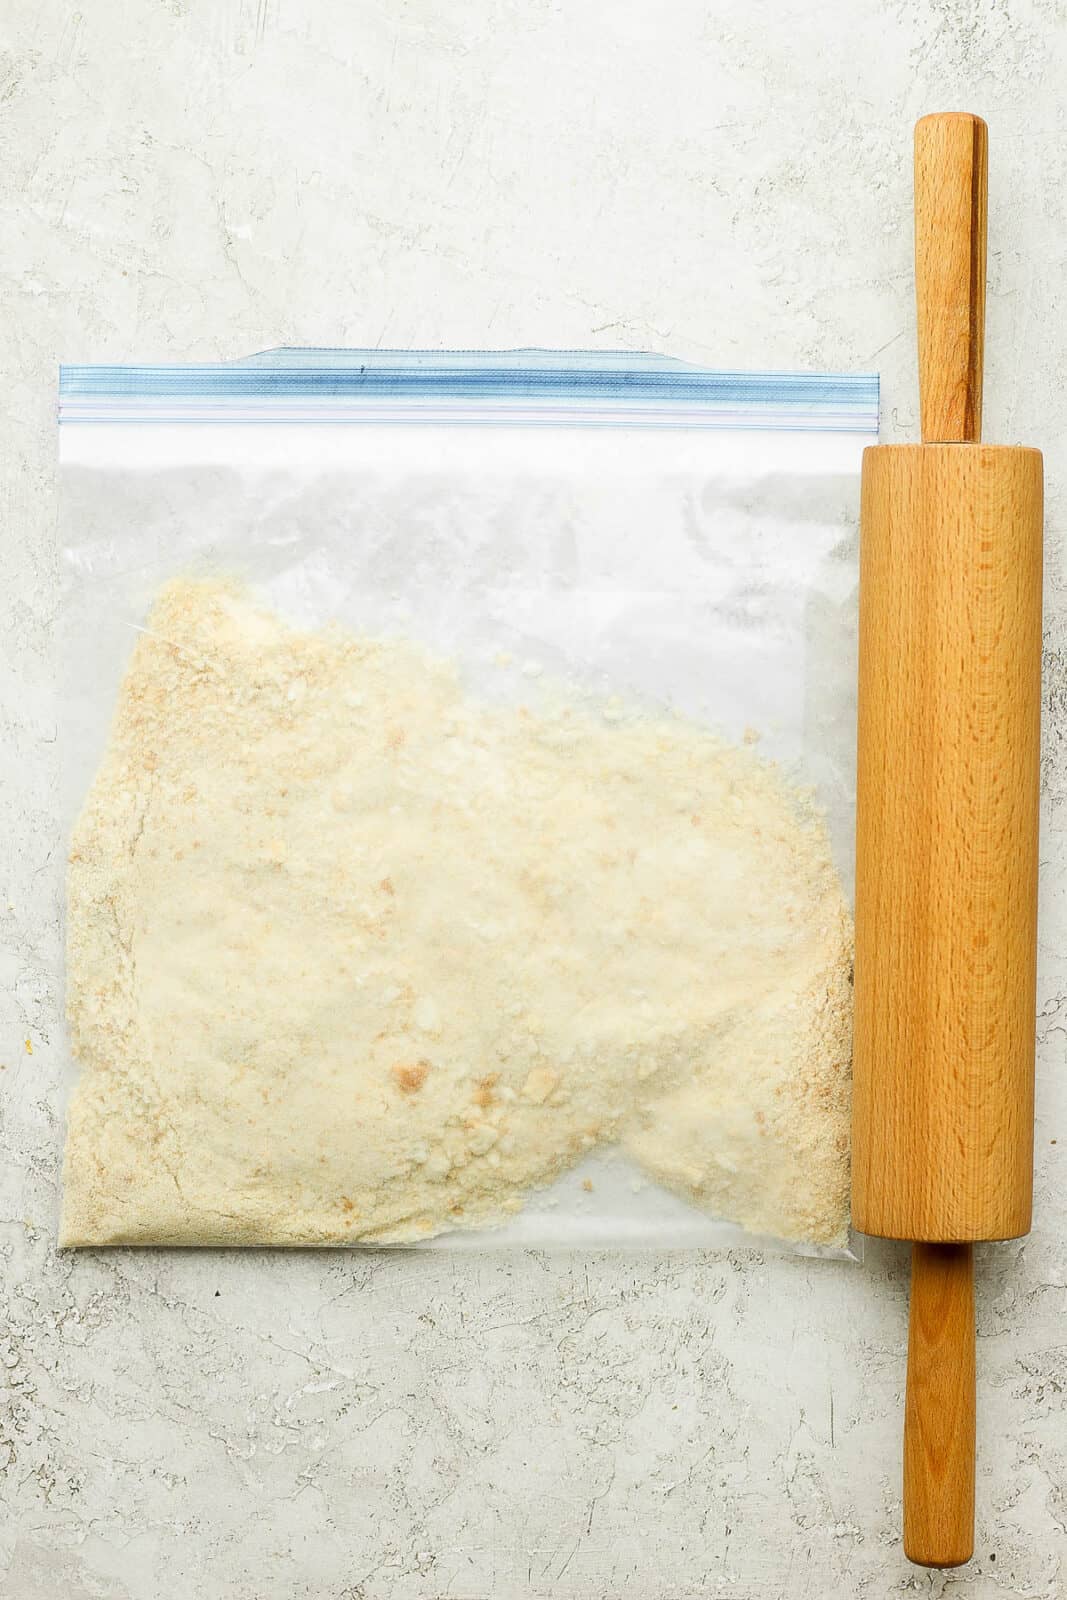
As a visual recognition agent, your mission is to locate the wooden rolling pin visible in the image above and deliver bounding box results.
[852,113,1042,1567]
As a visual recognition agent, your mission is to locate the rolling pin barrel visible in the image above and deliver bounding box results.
[852,441,1042,1241]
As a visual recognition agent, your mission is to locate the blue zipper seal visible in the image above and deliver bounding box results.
[59,348,879,433]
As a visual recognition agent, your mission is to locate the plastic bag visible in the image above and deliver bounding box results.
[58,350,877,1254]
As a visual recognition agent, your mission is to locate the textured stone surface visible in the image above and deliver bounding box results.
[2,2,1066,1595]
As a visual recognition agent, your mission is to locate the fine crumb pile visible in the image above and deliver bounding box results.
[62,579,852,1247]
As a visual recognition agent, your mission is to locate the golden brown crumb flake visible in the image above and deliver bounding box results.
[473,1072,500,1108]
[392,1060,431,1094]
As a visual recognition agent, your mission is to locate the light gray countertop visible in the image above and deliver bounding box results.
[2,3,1065,1596]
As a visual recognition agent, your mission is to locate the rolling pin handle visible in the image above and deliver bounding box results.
[903,1243,976,1567]
[914,112,987,444]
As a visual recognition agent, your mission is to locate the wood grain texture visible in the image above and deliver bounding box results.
[852,443,1042,1241]
[903,1243,976,1567]
[856,113,1042,1570]
[915,113,987,445]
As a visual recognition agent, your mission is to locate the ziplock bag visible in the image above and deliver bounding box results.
[57,350,878,1254]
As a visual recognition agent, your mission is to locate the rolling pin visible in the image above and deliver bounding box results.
[852,113,1042,1567]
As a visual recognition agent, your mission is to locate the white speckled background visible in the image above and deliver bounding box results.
[3,3,1066,1596]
